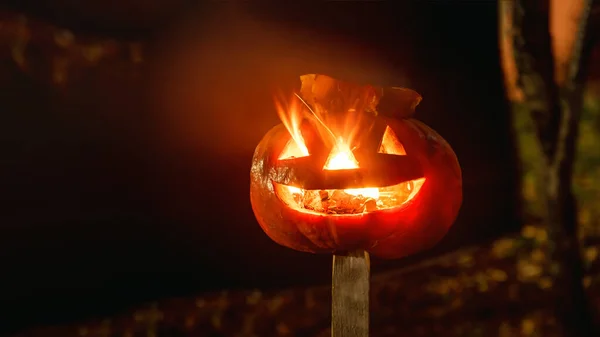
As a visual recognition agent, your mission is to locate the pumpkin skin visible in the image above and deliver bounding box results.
[250,116,462,259]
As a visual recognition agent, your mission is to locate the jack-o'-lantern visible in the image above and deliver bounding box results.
[250,74,462,259]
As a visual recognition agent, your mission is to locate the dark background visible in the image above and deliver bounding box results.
[0,1,519,334]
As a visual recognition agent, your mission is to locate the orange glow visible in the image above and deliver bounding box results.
[274,94,424,215]
[323,137,379,199]
[378,126,406,155]
[323,137,359,170]
[273,178,425,215]
[276,98,309,160]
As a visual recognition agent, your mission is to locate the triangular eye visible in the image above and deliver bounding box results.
[279,139,309,160]
[378,126,407,155]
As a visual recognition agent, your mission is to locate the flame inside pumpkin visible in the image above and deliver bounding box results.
[273,95,425,215]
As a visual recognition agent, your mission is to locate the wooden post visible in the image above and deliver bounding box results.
[331,250,370,337]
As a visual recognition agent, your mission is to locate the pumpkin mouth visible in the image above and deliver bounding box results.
[273,178,425,216]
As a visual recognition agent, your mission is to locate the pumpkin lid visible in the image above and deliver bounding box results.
[299,74,422,118]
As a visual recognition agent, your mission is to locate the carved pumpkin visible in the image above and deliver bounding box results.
[250,75,462,259]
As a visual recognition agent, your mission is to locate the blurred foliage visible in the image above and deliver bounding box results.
[574,82,600,242]
[512,101,546,219]
[16,222,600,337]
[514,82,600,244]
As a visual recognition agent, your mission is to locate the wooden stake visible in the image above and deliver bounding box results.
[331,250,370,337]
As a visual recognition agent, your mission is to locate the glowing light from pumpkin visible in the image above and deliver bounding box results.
[275,98,309,160]
[322,137,380,199]
[273,95,425,215]
[323,137,359,170]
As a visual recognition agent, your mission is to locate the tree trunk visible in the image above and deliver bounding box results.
[501,0,599,335]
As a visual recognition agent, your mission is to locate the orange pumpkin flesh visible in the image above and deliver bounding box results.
[250,75,462,259]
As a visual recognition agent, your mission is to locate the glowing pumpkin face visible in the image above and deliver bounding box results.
[250,75,462,259]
